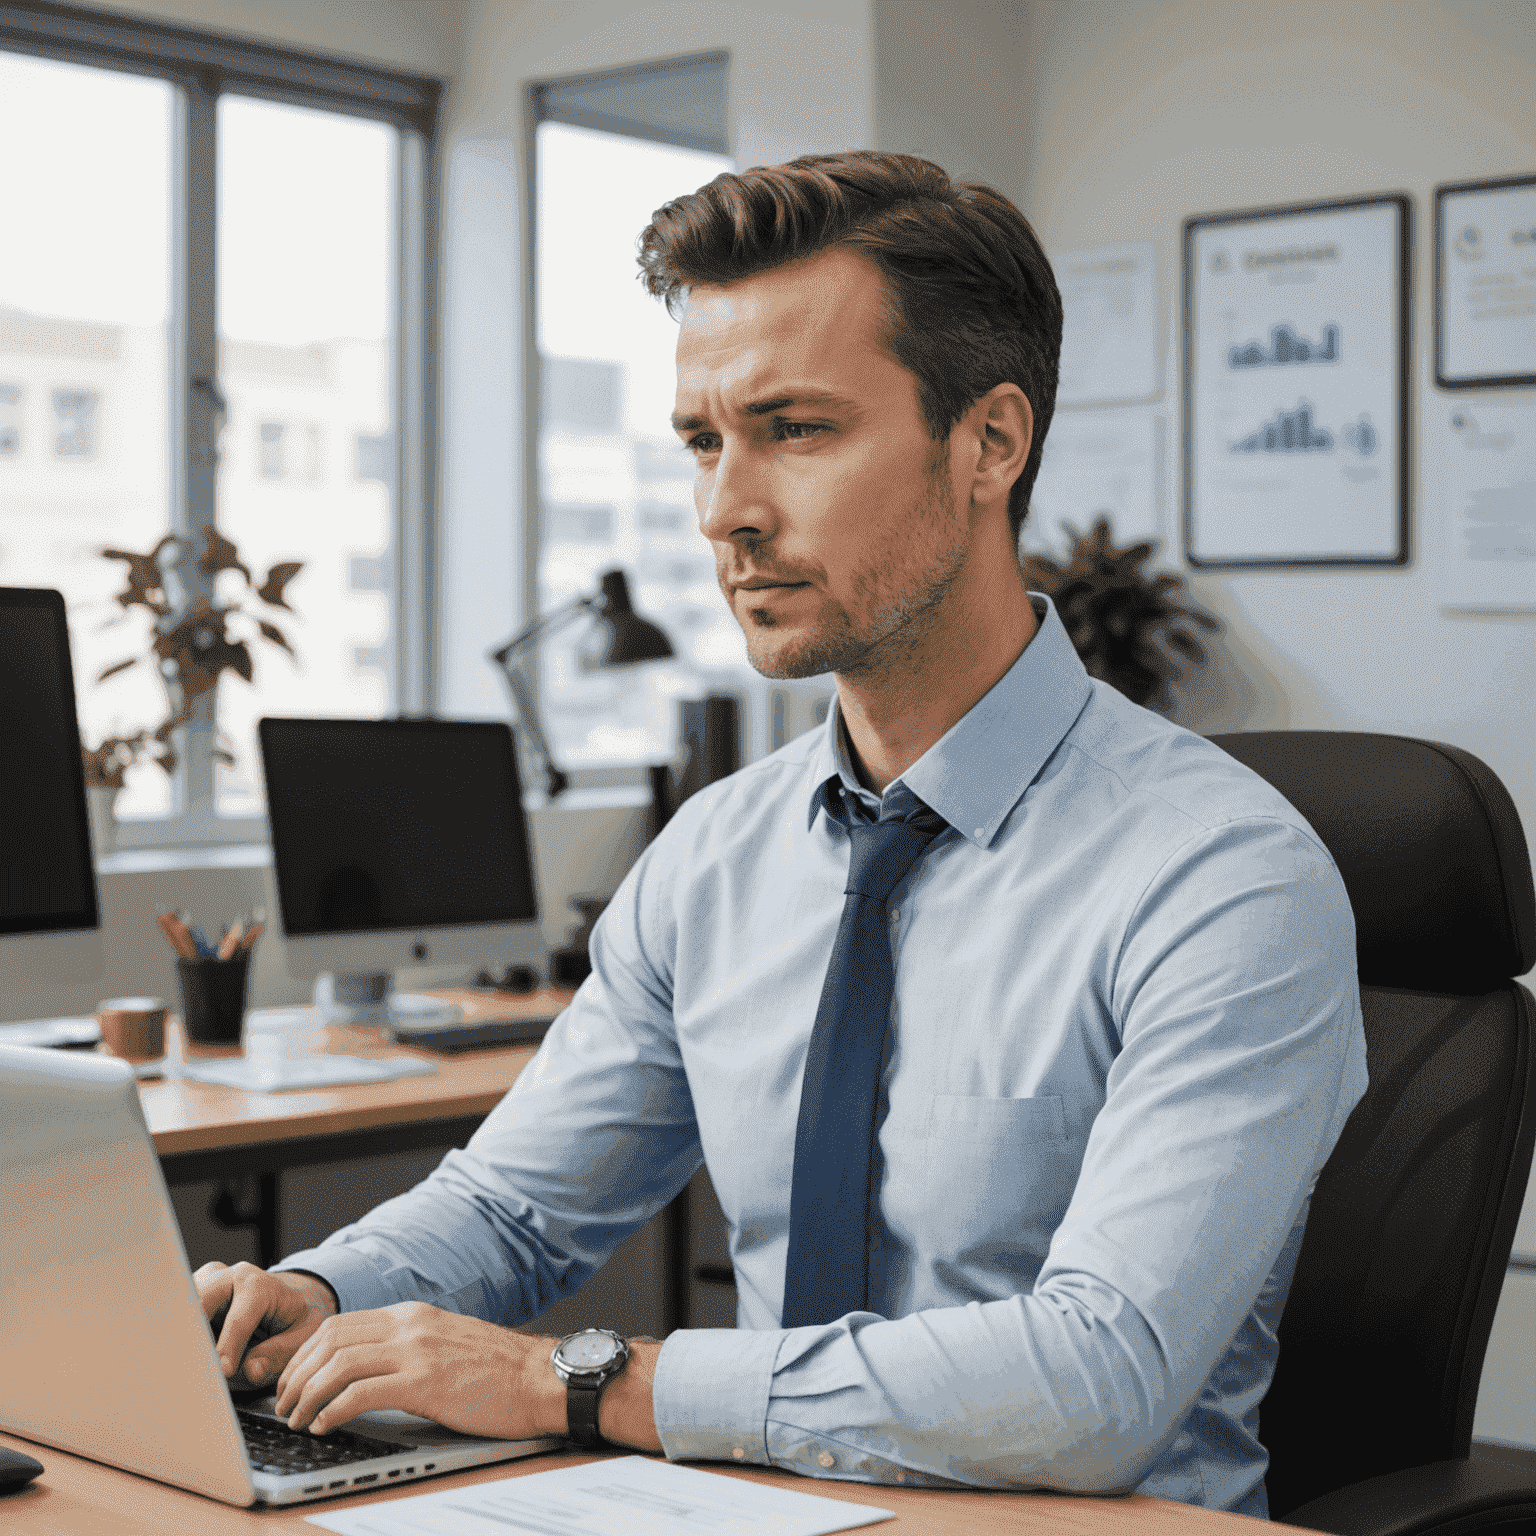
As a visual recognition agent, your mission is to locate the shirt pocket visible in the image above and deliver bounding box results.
[926,1092,1068,1145]
[913,1094,1076,1289]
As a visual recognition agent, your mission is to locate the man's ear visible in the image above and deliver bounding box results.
[968,384,1033,514]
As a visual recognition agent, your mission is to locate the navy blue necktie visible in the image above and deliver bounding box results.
[781,785,949,1328]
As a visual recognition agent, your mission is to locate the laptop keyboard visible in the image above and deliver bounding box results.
[237,1408,407,1476]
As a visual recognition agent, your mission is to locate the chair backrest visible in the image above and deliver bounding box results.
[1207,732,1536,1519]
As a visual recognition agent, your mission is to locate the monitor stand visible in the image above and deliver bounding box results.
[314,972,463,1027]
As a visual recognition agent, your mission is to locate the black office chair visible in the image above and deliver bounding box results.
[1208,732,1536,1536]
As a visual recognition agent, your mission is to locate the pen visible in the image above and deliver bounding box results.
[238,921,264,954]
[217,919,244,960]
[189,924,216,960]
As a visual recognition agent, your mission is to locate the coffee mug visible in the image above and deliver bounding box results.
[97,997,167,1060]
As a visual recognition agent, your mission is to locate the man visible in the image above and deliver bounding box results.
[199,152,1366,1517]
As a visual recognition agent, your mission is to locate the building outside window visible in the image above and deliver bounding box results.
[258,420,285,478]
[355,431,390,483]
[0,21,438,845]
[51,387,99,458]
[0,383,21,454]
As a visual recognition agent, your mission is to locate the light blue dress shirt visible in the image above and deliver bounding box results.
[277,594,1367,1518]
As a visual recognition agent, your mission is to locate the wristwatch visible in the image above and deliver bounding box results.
[550,1328,631,1449]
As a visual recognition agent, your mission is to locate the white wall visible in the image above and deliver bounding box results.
[1013,0,1536,930]
[872,0,1028,206]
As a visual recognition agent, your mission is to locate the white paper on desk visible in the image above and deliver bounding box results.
[178,1054,438,1092]
[305,1456,895,1536]
[1440,401,1536,611]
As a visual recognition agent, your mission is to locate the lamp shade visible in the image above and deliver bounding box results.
[580,570,675,669]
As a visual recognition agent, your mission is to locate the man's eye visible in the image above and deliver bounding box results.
[684,434,719,455]
[776,421,824,441]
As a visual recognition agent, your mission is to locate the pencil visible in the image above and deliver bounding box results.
[157,911,200,962]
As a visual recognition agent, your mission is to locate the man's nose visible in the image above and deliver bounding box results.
[697,442,775,545]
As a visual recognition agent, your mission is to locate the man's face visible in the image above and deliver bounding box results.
[672,247,971,681]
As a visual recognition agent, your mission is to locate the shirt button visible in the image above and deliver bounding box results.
[897,1472,907,1483]
[732,1447,745,1461]
[888,908,900,922]
[818,1451,835,1468]
[974,826,985,841]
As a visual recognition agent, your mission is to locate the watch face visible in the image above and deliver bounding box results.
[560,1332,621,1371]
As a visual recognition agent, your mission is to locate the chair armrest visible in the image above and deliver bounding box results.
[1282,1458,1536,1536]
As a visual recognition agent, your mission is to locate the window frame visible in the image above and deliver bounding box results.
[0,0,442,848]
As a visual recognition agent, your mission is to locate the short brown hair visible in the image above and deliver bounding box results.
[637,150,1062,542]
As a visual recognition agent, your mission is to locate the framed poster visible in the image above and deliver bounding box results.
[1435,173,1536,390]
[1183,194,1410,568]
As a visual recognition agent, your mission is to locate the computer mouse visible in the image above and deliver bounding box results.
[0,1445,43,1492]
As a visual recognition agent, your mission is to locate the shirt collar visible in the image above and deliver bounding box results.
[806,593,1094,848]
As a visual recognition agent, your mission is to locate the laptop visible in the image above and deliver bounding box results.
[0,1044,560,1506]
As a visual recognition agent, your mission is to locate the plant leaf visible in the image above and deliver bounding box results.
[257,560,304,610]
[258,619,295,656]
[96,657,137,683]
[197,524,252,583]
[100,534,177,616]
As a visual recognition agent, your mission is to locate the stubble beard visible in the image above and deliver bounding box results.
[727,445,968,683]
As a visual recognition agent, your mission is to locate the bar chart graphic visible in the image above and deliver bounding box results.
[1341,413,1379,456]
[1228,322,1341,369]
[1229,400,1335,454]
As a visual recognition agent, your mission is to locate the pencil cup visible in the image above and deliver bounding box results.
[176,954,251,1045]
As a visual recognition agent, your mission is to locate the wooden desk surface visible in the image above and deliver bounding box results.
[0,1431,1285,1535]
[141,989,571,1157]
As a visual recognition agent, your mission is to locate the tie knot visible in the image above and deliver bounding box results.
[841,793,948,904]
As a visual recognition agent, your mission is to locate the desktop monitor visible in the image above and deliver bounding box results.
[0,587,103,1004]
[258,717,540,1022]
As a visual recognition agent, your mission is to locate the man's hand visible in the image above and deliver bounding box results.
[273,1304,663,1450]
[195,1262,338,1389]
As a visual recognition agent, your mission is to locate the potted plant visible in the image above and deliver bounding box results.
[79,731,148,856]
[80,525,303,844]
[1021,516,1219,712]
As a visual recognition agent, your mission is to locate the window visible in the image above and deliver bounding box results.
[0,9,440,845]
[355,432,391,484]
[51,387,99,458]
[532,53,819,774]
[258,421,286,479]
[0,384,20,454]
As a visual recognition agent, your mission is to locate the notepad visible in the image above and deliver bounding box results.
[178,1054,438,1092]
[306,1455,895,1536]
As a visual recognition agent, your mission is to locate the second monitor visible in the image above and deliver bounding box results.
[259,717,541,1025]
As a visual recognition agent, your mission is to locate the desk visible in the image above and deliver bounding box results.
[143,989,570,1270]
[0,1433,1293,1534]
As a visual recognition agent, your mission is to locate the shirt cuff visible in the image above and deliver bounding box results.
[272,1245,400,1314]
[652,1327,782,1466]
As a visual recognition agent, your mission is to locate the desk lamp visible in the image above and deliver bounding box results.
[489,568,677,988]
[489,568,674,801]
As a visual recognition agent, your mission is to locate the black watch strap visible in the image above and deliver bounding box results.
[566,1379,605,1449]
